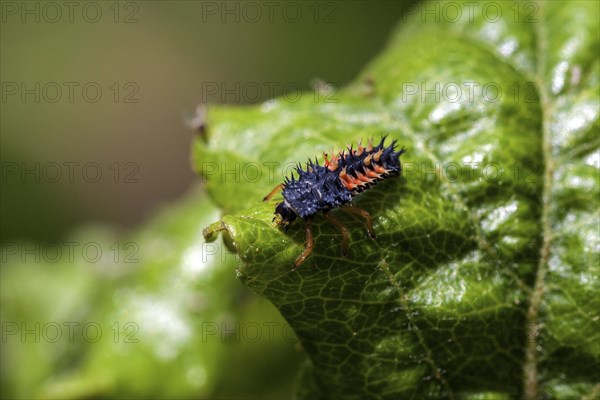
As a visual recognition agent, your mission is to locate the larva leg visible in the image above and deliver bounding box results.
[343,205,376,239]
[324,213,349,257]
[294,219,314,269]
[263,184,284,201]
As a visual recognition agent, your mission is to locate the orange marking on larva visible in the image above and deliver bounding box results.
[363,154,373,166]
[349,175,363,186]
[340,178,355,190]
[355,139,364,156]
[373,149,383,162]
[374,165,387,174]
[365,168,380,178]
[325,152,339,171]
[366,138,373,152]
[355,171,371,183]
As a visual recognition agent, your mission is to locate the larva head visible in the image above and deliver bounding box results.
[274,202,298,228]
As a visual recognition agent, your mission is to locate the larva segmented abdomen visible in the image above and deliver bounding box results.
[280,136,405,219]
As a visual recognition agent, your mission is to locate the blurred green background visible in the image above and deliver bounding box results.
[1,1,418,398]
[1,0,415,241]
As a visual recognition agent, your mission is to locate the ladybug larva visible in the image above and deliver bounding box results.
[264,136,406,268]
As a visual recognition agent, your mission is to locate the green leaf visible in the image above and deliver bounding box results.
[1,193,302,399]
[194,1,599,398]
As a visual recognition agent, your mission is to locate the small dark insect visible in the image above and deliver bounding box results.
[263,136,405,268]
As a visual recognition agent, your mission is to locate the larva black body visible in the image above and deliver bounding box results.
[274,136,405,228]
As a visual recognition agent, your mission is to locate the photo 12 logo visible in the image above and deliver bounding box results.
[1,241,139,264]
[1,321,139,344]
[1,161,140,184]
[199,1,339,23]
[200,80,338,104]
[401,81,540,104]
[1,1,140,23]
[199,321,299,343]
[400,1,538,24]
[1,82,139,103]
